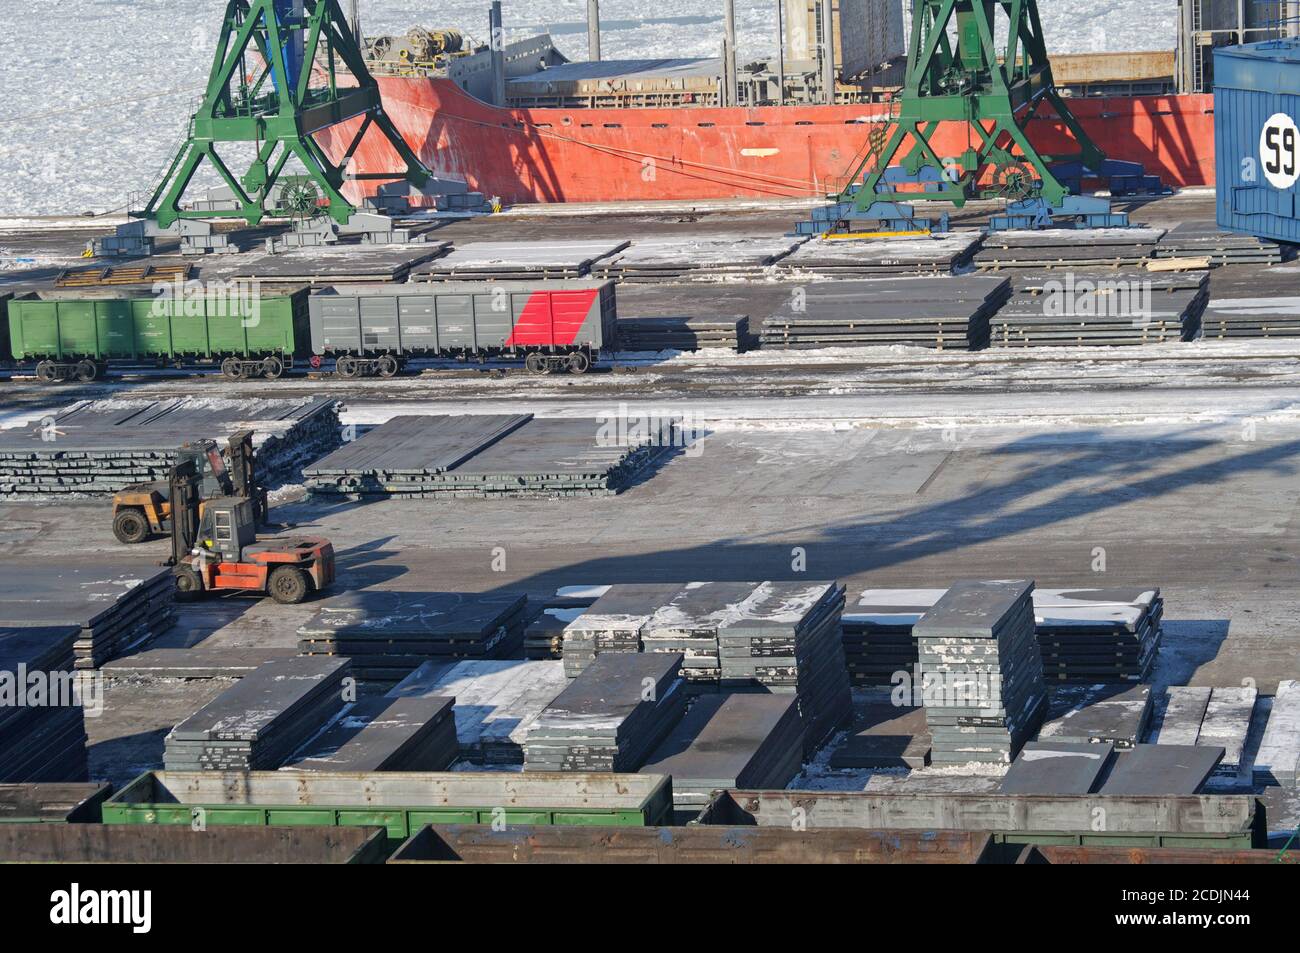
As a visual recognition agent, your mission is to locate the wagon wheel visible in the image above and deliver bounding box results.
[75,360,99,382]
[524,352,545,375]
[221,358,242,380]
[261,355,284,380]
[35,361,58,384]
[336,355,359,379]
[567,351,591,375]
[376,354,399,378]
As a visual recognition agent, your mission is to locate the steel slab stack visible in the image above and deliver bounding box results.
[283,695,459,772]
[840,588,945,687]
[297,590,528,683]
[773,233,982,277]
[990,273,1207,346]
[1037,684,1153,751]
[640,693,804,816]
[411,240,630,280]
[593,235,805,281]
[524,607,586,660]
[388,659,569,765]
[524,653,688,772]
[913,580,1047,765]
[999,740,1114,795]
[827,698,931,770]
[562,583,682,677]
[1096,744,1223,796]
[163,657,351,771]
[1032,587,1164,682]
[1199,264,1300,339]
[759,276,1011,350]
[1153,221,1284,266]
[0,397,339,496]
[0,560,176,669]
[0,625,87,782]
[304,415,671,499]
[1253,680,1300,788]
[615,316,749,351]
[973,228,1165,269]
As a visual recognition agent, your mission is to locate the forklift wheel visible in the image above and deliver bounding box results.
[173,566,203,601]
[112,509,150,545]
[268,565,311,605]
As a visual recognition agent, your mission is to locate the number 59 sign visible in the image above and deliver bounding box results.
[1260,112,1299,190]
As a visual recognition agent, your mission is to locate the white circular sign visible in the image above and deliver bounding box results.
[1260,112,1299,190]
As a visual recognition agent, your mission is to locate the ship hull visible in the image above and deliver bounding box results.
[322,77,1215,205]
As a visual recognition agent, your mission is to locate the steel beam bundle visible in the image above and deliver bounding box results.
[524,653,688,772]
[411,240,630,281]
[1153,221,1284,266]
[389,660,569,765]
[0,561,176,669]
[615,316,750,352]
[284,695,459,772]
[773,233,983,277]
[991,276,1208,346]
[297,590,529,684]
[913,580,1048,765]
[561,580,851,756]
[1038,684,1153,751]
[973,228,1167,269]
[305,414,672,498]
[163,657,351,771]
[0,397,340,496]
[0,626,87,783]
[639,693,804,816]
[759,275,1011,350]
[592,235,806,281]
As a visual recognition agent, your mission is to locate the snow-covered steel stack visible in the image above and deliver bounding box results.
[524,653,687,772]
[759,276,1010,350]
[593,235,804,281]
[1038,685,1153,751]
[0,559,176,670]
[297,590,528,684]
[283,695,459,773]
[615,316,749,351]
[561,581,850,755]
[163,657,351,771]
[640,693,804,815]
[389,659,569,765]
[773,233,982,277]
[913,580,1046,765]
[0,625,87,782]
[990,272,1207,346]
[1032,587,1164,682]
[840,589,943,687]
[973,228,1165,269]
[1152,221,1283,266]
[1253,680,1300,788]
[0,397,340,496]
[411,239,630,280]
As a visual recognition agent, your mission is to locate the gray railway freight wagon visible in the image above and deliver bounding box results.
[308,281,618,376]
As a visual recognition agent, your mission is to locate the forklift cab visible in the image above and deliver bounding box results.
[197,497,257,563]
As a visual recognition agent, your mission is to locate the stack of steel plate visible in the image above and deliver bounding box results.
[1037,684,1153,751]
[411,240,630,280]
[233,242,451,283]
[304,414,671,499]
[913,580,1047,765]
[1197,686,1257,785]
[283,695,459,772]
[973,228,1165,269]
[297,590,528,683]
[1033,587,1163,682]
[523,653,687,772]
[990,272,1207,346]
[773,233,982,277]
[0,397,340,496]
[840,588,945,687]
[388,659,568,765]
[1253,680,1300,788]
[0,625,88,782]
[561,583,682,677]
[1096,744,1223,795]
[758,276,1010,350]
[615,316,748,351]
[1199,263,1300,339]
[0,559,176,669]
[163,657,351,771]
[828,697,931,769]
[592,235,805,281]
[640,693,804,815]
[1152,221,1284,266]
[999,740,1115,794]
[714,581,850,756]
[524,607,586,660]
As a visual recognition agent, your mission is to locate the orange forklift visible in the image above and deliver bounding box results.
[112,431,267,544]
[167,458,334,605]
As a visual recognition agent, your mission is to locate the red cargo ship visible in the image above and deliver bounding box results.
[319,75,1215,207]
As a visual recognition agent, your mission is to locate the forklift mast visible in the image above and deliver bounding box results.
[226,429,267,524]
[177,439,234,498]
[168,460,203,566]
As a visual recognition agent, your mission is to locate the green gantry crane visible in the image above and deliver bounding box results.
[798,0,1164,235]
[138,0,433,232]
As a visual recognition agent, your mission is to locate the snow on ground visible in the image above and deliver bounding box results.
[0,1,1178,216]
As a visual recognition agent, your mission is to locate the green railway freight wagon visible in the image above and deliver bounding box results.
[103,771,674,843]
[7,287,311,383]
